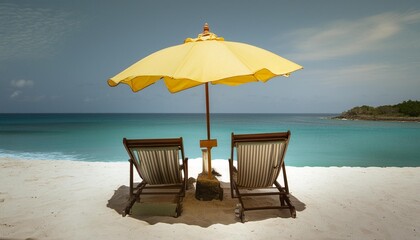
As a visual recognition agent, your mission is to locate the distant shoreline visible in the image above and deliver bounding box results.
[332,115,420,122]
[333,100,420,122]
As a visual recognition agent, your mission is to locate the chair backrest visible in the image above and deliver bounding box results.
[231,132,291,188]
[123,138,185,185]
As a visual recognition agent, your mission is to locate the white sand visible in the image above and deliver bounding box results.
[1,157,419,240]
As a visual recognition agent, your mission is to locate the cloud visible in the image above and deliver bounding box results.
[321,63,390,77]
[10,90,22,99]
[0,3,82,61]
[84,97,93,103]
[287,11,420,61]
[309,63,392,85]
[11,79,34,88]
[9,79,34,100]
[10,92,47,102]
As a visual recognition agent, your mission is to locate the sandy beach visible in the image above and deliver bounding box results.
[0,157,419,239]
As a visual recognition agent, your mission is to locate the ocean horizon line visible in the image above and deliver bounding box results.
[0,112,340,115]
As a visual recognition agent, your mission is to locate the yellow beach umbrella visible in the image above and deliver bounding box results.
[108,23,303,178]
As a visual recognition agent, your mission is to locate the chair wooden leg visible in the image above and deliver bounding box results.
[123,181,145,217]
[228,159,235,198]
[175,196,182,218]
[280,195,285,206]
[129,159,133,199]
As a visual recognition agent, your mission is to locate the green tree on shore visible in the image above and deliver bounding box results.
[340,100,420,118]
[397,100,420,117]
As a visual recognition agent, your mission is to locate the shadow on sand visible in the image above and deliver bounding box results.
[107,180,306,227]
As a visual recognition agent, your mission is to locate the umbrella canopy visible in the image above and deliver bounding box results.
[108,23,302,178]
[108,24,302,92]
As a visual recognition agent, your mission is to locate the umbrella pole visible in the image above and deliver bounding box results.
[205,83,211,140]
[201,83,218,178]
[197,81,222,200]
[205,83,212,178]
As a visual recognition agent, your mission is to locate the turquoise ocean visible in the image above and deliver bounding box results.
[0,113,419,167]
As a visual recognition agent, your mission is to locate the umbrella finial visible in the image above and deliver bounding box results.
[184,23,224,43]
[203,23,210,36]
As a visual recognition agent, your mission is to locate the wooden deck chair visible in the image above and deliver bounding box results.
[122,137,188,217]
[228,131,296,222]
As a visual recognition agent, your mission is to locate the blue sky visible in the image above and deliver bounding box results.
[1,0,419,113]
